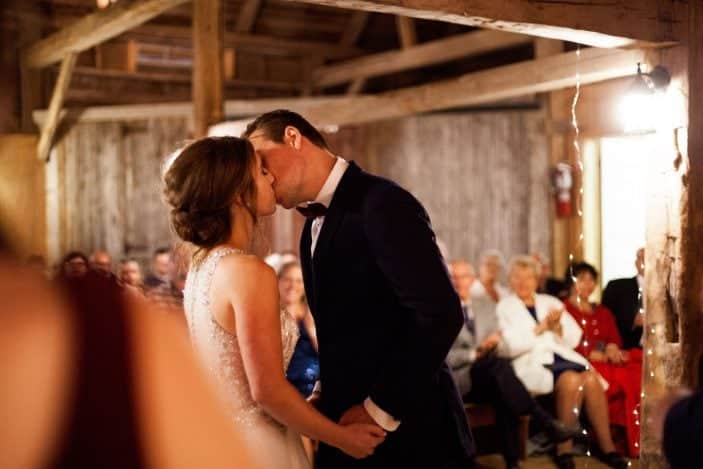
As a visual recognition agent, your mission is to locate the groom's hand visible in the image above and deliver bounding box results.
[339,404,375,426]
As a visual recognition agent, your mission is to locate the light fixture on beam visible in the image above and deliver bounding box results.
[97,0,118,9]
[618,63,671,134]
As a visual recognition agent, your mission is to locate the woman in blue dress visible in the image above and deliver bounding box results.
[280,261,320,397]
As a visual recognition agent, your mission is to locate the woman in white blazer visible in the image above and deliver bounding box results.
[496,256,627,469]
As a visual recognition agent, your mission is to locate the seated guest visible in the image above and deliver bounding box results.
[532,252,568,300]
[119,258,144,292]
[471,250,511,303]
[146,252,187,317]
[144,247,172,290]
[280,261,319,397]
[496,256,627,469]
[279,260,320,462]
[602,248,645,349]
[265,251,300,274]
[448,260,580,469]
[144,248,188,320]
[58,251,89,280]
[564,262,642,457]
[90,250,113,277]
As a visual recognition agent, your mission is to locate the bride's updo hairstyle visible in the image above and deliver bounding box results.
[163,137,258,253]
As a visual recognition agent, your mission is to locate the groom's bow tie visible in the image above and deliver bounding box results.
[296,202,328,219]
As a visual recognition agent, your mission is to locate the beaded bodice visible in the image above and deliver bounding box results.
[183,247,299,428]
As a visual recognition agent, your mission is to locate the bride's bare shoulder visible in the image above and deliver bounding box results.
[217,253,276,287]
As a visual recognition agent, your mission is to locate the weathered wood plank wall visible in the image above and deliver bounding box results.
[49,111,549,276]
[326,111,551,268]
[51,117,188,266]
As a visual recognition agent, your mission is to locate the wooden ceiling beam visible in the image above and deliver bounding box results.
[134,25,362,58]
[193,0,224,138]
[34,48,646,131]
[340,11,371,95]
[301,47,648,127]
[36,47,647,130]
[33,96,352,126]
[235,0,264,33]
[37,52,76,161]
[340,11,371,46]
[280,0,683,48]
[315,29,531,88]
[395,16,417,48]
[24,0,189,69]
[46,17,364,58]
[71,66,303,91]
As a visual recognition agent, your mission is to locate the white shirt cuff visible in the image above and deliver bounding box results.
[312,381,322,394]
[363,397,401,431]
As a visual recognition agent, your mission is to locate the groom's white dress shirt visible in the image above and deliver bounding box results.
[303,156,400,432]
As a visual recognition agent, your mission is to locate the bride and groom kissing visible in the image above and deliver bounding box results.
[164,110,474,468]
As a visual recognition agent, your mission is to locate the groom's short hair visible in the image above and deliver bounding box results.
[242,110,329,150]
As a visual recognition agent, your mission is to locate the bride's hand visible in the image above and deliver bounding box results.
[336,423,386,459]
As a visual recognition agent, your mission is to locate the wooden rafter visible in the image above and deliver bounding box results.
[24,0,189,69]
[37,52,77,161]
[315,29,531,89]
[395,16,416,48]
[71,66,303,91]
[341,11,371,95]
[33,96,353,126]
[235,0,263,33]
[297,48,648,126]
[47,19,364,59]
[279,0,682,48]
[36,47,646,130]
[193,0,224,138]
[340,11,370,46]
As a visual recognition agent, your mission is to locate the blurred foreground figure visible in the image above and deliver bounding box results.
[0,226,261,469]
[662,356,703,469]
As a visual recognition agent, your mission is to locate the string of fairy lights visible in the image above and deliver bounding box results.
[567,45,639,466]
[566,44,592,462]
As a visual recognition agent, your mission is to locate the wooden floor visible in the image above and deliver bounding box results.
[476,454,638,468]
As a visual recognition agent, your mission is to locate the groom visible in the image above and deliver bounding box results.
[245,110,474,468]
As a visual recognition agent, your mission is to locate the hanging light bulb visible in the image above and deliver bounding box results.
[97,0,119,8]
[618,63,671,134]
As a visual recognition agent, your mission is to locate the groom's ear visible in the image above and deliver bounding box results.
[283,126,302,150]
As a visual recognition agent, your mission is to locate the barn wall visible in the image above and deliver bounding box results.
[325,111,551,269]
[50,117,189,267]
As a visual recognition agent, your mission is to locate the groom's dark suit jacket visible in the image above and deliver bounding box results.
[300,162,474,468]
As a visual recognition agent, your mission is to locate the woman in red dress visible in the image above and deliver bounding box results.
[564,262,642,457]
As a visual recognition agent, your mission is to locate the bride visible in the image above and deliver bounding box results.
[163,136,385,468]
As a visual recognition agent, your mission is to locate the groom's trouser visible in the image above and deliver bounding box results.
[316,444,474,469]
[316,397,474,469]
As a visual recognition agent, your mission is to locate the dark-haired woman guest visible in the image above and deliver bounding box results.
[564,262,643,457]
